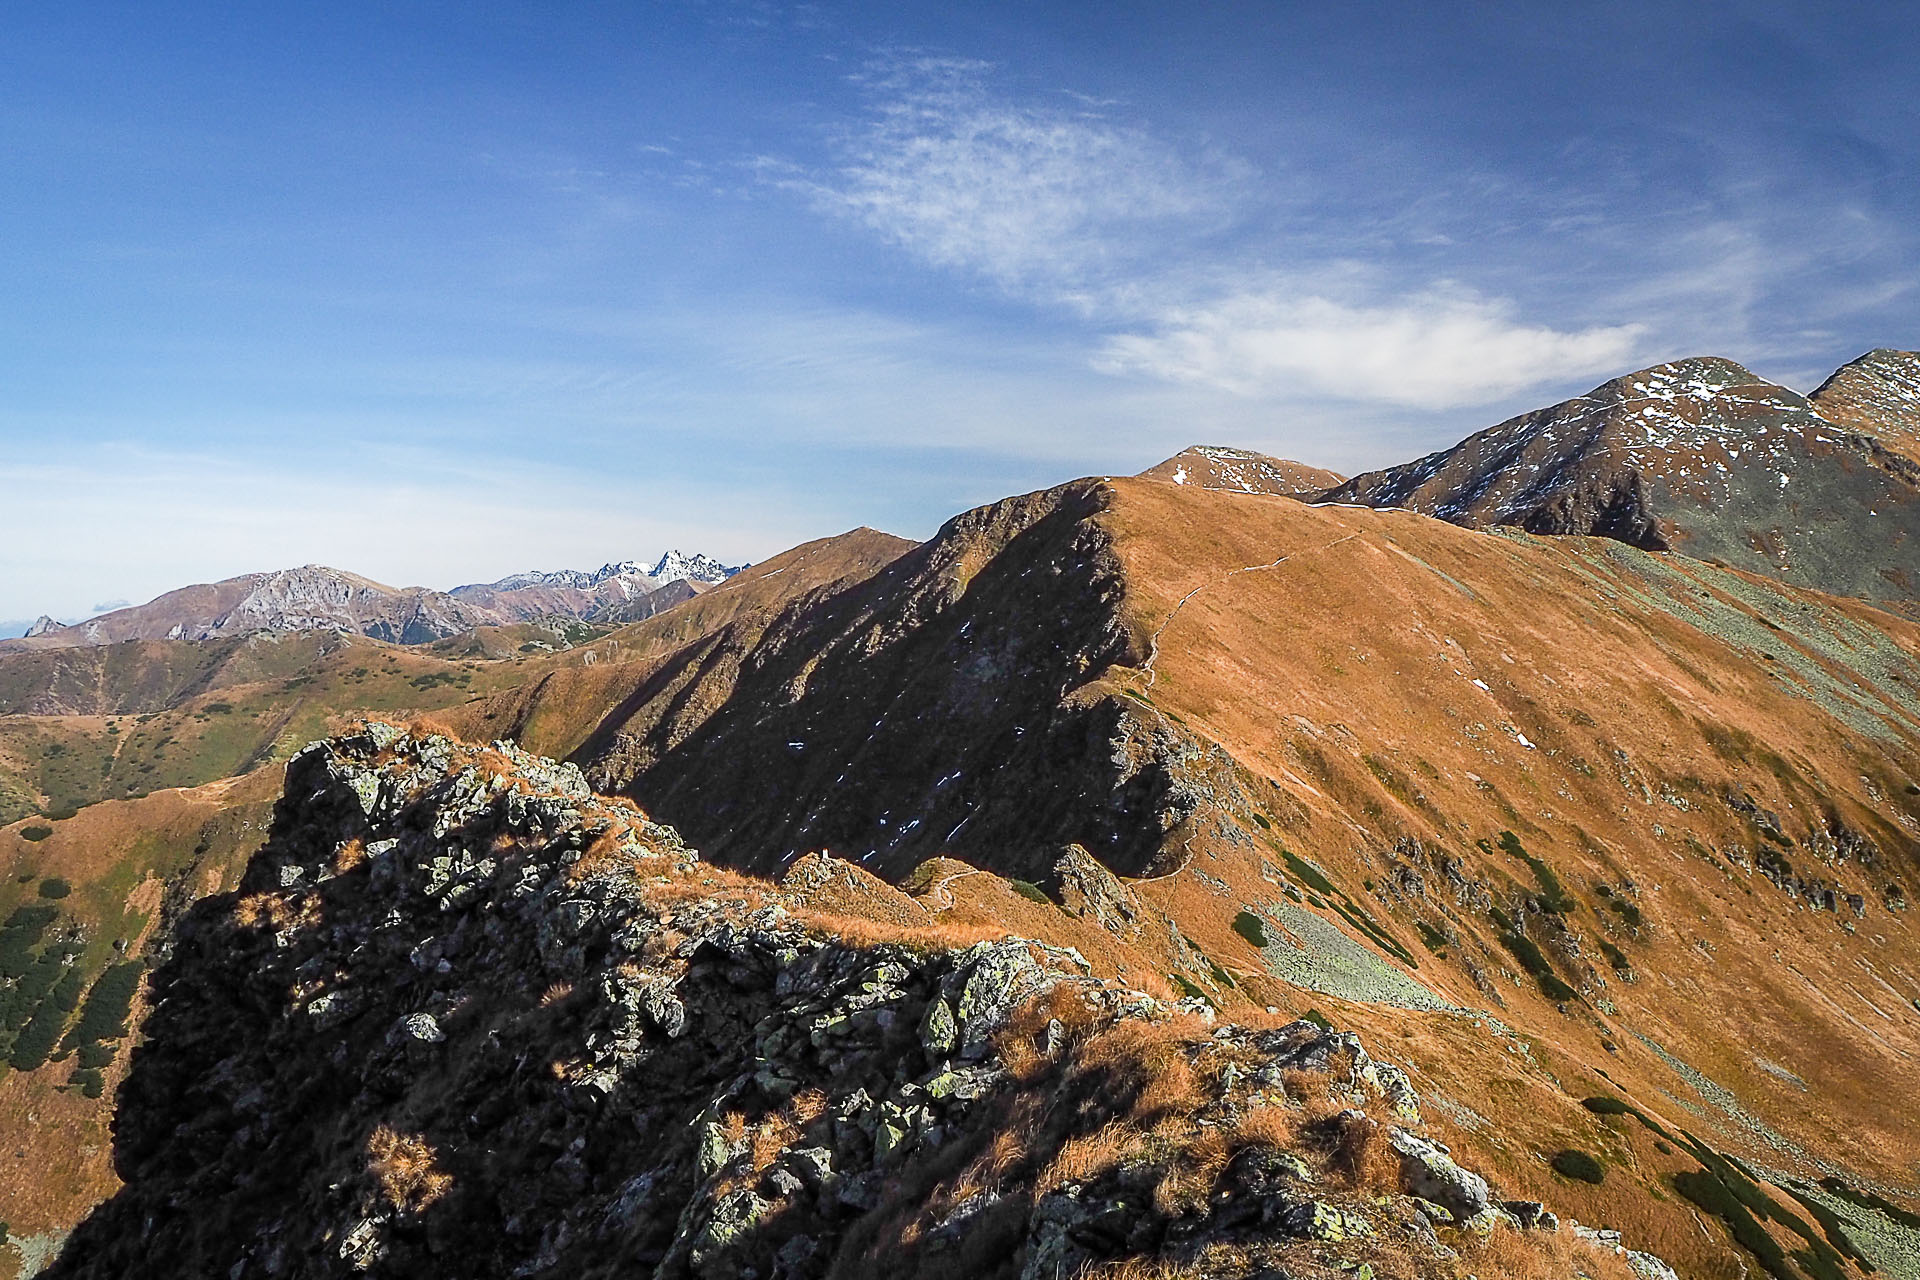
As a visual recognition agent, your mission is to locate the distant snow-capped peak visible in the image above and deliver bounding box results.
[649,550,745,583]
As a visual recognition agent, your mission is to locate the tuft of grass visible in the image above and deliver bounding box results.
[1009,879,1055,907]
[365,1126,452,1213]
[1281,851,1335,895]
[1551,1148,1605,1183]
[1231,910,1269,948]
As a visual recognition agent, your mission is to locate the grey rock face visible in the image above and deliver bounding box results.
[1387,1129,1492,1219]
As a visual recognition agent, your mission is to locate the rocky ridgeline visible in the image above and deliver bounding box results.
[49,728,1671,1279]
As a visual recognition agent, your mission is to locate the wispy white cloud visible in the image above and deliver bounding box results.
[808,57,1246,304]
[800,58,1646,409]
[1096,289,1647,408]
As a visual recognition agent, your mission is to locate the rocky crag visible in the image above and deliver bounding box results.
[46,727,1657,1280]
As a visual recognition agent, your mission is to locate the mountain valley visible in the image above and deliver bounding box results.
[0,349,1917,1280]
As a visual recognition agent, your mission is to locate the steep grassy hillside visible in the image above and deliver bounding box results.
[467,476,1920,1280]
[0,637,520,823]
[0,529,914,825]
[0,771,281,1265]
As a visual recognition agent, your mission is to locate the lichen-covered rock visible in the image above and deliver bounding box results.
[1388,1128,1492,1219]
[1284,1199,1373,1241]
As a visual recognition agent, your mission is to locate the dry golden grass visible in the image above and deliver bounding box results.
[994,984,1111,1082]
[748,1089,829,1174]
[538,981,573,1008]
[1458,1222,1642,1280]
[1227,1102,1297,1150]
[233,891,320,932]
[1325,1108,1401,1194]
[401,714,462,741]
[1034,1121,1144,1194]
[942,1110,1035,1206]
[365,1125,452,1213]
[789,905,1004,953]
[330,837,367,874]
[1152,1127,1236,1215]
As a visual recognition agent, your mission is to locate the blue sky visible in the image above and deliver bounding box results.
[4,1,1915,625]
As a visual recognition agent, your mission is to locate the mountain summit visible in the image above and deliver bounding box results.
[1139,446,1346,498]
[1324,354,1920,614]
[3,565,489,649]
[9,551,749,652]
[650,549,745,583]
[1809,347,1920,466]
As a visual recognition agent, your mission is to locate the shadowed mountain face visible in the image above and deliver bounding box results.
[1323,357,1920,616]
[1139,446,1346,497]
[570,483,1186,883]
[1811,348,1920,467]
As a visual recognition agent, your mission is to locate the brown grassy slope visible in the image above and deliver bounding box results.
[519,474,1920,1274]
[0,770,280,1250]
[1811,348,1920,466]
[438,526,917,763]
[1091,477,1920,1236]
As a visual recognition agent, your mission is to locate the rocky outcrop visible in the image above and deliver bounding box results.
[45,727,1665,1280]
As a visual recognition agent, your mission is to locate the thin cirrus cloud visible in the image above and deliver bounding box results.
[804,59,1647,409]
[810,57,1247,302]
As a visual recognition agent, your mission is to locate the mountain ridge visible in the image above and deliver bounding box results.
[1322,354,1920,616]
[6,552,749,654]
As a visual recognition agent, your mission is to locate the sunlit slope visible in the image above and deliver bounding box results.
[555,474,1920,1269]
[443,526,916,762]
[1096,478,1920,1241]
